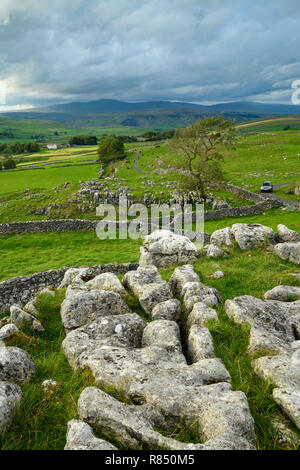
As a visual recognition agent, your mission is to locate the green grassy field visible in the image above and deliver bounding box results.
[1,208,299,281]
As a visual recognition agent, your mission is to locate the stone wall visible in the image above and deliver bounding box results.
[0,263,138,314]
[0,219,99,235]
[225,183,266,203]
[203,199,282,221]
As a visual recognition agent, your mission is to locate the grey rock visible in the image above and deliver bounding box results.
[87,273,126,297]
[210,227,235,247]
[169,264,200,298]
[273,388,300,431]
[59,267,95,288]
[264,285,300,302]
[202,244,228,258]
[10,305,44,333]
[231,223,275,250]
[225,296,295,344]
[61,287,130,332]
[0,346,35,384]
[0,324,19,341]
[0,381,22,435]
[187,325,215,362]
[123,265,172,314]
[274,242,300,265]
[151,299,181,321]
[275,224,300,244]
[24,300,38,315]
[209,270,225,279]
[139,230,198,268]
[62,313,147,368]
[142,320,183,353]
[183,282,222,312]
[253,354,300,390]
[187,302,219,330]
[64,419,118,450]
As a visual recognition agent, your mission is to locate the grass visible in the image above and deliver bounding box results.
[1,208,299,282]
[0,231,143,281]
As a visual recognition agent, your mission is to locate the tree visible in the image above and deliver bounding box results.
[170,116,236,201]
[3,158,16,170]
[97,134,125,164]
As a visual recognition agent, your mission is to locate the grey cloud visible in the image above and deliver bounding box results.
[0,0,299,107]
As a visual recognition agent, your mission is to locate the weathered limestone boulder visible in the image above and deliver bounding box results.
[64,419,117,450]
[275,225,300,244]
[183,282,222,311]
[139,230,198,268]
[61,286,130,332]
[187,302,219,330]
[264,285,300,302]
[169,264,200,297]
[187,325,215,362]
[231,223,275,250]
[0,324,19,341]
[151,299,181,321]
[0,381,22,435]
[253,353,300,391]
[123,265,172,314]
[62,314,147,368]
[10,305,44,333]
[78,387,201,450]
[87,273,126,297]
[202,244,228,258]
[78,385,255,450]
[274,242,300,265]
[272,388,300,431]
[142,320,182,353]
[225,296,295,345]
[59,267,95,288]
[0,346,35,384]
[210,227,235,247]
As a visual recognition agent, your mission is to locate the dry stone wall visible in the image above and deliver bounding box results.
[0,263,138,314]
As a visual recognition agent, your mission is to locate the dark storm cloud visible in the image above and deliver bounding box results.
[0,0,300,108]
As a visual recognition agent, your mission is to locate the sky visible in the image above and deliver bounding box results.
[0,0,300,110]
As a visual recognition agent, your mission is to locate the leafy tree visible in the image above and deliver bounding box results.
[97,134,125,164]
[70,135,97,146]
[3,158,16,169]
[0,161,2,171]
[170,116,236,201]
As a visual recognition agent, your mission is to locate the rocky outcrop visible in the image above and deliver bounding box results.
[62,262,255,450]
[139,230,198,268]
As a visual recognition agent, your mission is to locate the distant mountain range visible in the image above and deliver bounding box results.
[2,99,300,129]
